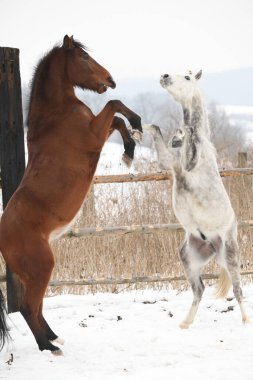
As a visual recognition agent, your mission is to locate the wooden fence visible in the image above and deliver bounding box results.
[1,168,253,288]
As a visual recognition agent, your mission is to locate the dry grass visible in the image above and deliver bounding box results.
[47,156,253,296]
[1,152,253,296]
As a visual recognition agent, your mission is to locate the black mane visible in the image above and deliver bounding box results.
[27,38,88,121]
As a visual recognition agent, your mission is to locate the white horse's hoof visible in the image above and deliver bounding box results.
[132,130,143,143]
[179,322,190,329]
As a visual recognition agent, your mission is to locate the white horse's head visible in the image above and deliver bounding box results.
[160,70,202,105]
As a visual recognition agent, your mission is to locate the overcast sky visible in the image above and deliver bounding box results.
[1,0,253,85]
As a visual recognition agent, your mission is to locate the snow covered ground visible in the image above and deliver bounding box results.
[1,284,253,380]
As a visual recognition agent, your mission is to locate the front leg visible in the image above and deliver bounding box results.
[142,124,172,170]
[108,116,136,167]
[89,100,142,149]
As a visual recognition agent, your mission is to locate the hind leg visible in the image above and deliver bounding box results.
[38,302,58,341]
[38,302,64,345]
[179,241,205,329]
[224,239,249,323]
[179,234,218,328]
[8,238,62,353]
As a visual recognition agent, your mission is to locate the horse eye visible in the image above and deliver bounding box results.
[185,76,190,81]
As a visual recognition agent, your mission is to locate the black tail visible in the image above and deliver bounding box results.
[0,288,10,350]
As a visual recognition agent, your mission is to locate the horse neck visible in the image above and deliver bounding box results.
[183,89,210,138]
[29,51,76,118]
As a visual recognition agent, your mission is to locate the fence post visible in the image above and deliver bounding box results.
[0,47,25,313]
[238,152,247,168]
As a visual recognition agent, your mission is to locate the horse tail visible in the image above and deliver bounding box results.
[215,268,231,299]
[0,288,10,351]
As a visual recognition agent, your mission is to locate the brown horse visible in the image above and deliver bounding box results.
[0,35,142,354]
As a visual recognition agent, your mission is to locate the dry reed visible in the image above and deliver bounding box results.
[47,153,253,295]
[0,151,252,295]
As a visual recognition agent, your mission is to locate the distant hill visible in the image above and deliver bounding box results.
[201,67,253,106]
[113,67,253,106]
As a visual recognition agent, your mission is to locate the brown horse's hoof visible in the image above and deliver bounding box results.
[51,348,64,356]
[51,336,65,345]
[122,153,133,167]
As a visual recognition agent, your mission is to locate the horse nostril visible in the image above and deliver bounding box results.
[108,76,116,88]
[163,74,169,78]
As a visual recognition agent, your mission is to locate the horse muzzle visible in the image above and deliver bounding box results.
[107,76,116,89]
[160,74,172,88]
[97,77,116,93]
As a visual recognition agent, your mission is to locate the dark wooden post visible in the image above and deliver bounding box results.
[0,47,25,313]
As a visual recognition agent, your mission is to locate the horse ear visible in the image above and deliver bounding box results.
[63,35,74,49]
[195,70,202,80]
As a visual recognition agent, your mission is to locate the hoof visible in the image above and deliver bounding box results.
[131,130,143,143]
[122,153,133,167]
[51,336,65,345]
[179,322,190,329]
[51,348,64,356]
[242,317,250,324]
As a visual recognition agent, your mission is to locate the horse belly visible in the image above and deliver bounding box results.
[173,190,234,235]
[49,209,80,242]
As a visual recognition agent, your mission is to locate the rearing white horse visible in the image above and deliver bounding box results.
[143,70,249,328]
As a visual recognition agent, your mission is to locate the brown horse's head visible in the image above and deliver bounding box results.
[62,35,116,94]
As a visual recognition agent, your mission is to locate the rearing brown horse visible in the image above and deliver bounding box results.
[0,35,142,354]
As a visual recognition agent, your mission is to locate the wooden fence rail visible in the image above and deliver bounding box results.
[2,167,253,189]
[93,168,253,184]
[66,220,253,239]
[1,271,253,286]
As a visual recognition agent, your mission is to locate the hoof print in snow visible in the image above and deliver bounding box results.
[142,300,157,304]
[79,320,88,328]
[5,353,14,366]
[221,306,234,313]
[117,316,123,321]
[89,315,95,318]
[168,311,173,318]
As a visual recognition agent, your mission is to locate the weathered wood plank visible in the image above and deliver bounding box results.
[65,219,253,239]
[92,168,253,184]
[1,271,253,286]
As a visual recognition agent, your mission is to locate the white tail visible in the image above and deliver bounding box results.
[215,268,231,298]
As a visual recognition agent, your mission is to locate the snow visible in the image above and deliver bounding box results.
[1,285,253,380]
[95,140,153,175]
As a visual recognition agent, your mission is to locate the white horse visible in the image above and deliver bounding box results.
[143,70,249,328]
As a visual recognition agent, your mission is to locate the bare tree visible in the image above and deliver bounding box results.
[208,102,246,165]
